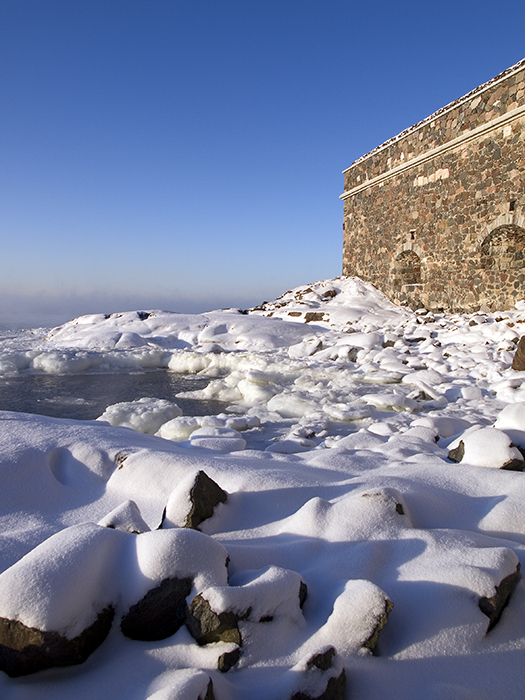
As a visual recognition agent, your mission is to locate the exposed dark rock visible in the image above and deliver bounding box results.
[217,645,241,672]
[292,669,346,700]
[362,598,394,652]
[299,581,308,608]
[406,336,428,344]
[0,606,114,677]
[500,458,525,472]
[479,563,521,632]
[448,440,465,463]
[186,594,244,646]
[347,347,358,362]
[200,679,215,700]
[290,646,346,700]
[512,336,525,370]
[304,312,325,323]
[448,440,524,470]
[121,577,192,641]
[321,289,337,299]
[158,507,167,529]
[307,646,336,671]
[115,451,132,469]
[183,471,228,530]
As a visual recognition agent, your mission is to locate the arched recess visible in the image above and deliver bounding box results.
[392,249,421,287]
[480,224,525,270]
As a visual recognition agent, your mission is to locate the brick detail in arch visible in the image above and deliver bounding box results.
[480,224,525,271]
[392,250,422,288]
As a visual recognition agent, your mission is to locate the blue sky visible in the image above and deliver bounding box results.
[1,0,525,325]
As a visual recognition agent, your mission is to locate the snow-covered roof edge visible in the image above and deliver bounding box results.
[343,56,525,173]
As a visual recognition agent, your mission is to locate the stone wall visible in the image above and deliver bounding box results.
[341,58,525,312]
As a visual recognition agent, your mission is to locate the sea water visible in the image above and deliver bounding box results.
[0,326,226,421]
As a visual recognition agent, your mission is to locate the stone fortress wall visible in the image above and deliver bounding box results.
[341,58,525,311]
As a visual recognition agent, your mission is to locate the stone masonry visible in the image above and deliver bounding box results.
[341,58,525,312]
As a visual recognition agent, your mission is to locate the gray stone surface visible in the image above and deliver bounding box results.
[479,563,521,632]
[161,470,228,531]
[186,595,243,646]
[512,336,525,370]
[121,577,192,641]
[0,606,114,677]
[290,647,346,700]
[185,471,228,530]
[362,598,394,652]
[217,646,241,673]
[448,441,466,463]
[199,679,215,700]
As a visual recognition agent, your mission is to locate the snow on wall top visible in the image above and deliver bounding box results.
[343,56,525,172]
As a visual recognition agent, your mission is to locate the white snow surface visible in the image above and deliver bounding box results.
[2,277,525,698]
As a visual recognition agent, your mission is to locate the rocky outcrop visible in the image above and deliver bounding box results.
[289,646,346,700]
[362,598,394,651]
[448,440,465,463]
[0,606,114,677]
[512,337,525,370]
[0,523,230,676]
[161,470,228,530]
[447,428,524,470]
[479,563,521,632]
[186,566,308,671]
[186,595,244,646]
[217,646,242,673]
[120,577,193,641]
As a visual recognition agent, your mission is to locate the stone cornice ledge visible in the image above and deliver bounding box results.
[340,103,525,200]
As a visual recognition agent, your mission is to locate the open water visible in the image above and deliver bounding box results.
[0,370,225,421]
[0,325,226,421]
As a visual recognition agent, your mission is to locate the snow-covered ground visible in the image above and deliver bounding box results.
[2,277,525,699]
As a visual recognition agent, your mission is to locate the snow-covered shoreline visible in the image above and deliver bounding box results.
[2,277,525,699]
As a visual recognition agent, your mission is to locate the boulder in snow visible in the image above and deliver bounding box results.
[145,670,215,700]
[511,336,525,370]
[217,645,242,673]
[186,566,307,659]
[494,402,525,450]
[186,594,244,647]
[479,563,521,632]
[0,607,115,678]
[120,577,192,641]
[161,470,228,530]
[447,428,524,470]
[289,646,346,700]
[98,499,150,534]
[0,523,124,676]
[312,580,394,655]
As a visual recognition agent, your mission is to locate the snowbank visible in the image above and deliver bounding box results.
[1,277,525,697]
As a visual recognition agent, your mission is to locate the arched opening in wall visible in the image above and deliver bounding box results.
[392,250,421,287]
[480,224,525,270]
